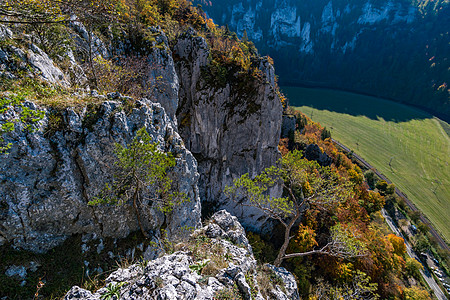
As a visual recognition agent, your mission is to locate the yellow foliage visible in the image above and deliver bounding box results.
[348,168,363,185]
[334,262,354,281]
[403,286,430,300]
[205,18,216,30]
[294,225,318,252]
[141,1,161,25]
[302,181,313,197]
[387,234,406,257]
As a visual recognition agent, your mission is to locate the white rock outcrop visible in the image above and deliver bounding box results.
[0,97,201,253]
[174,28,283,231]
[204,0,417,55]
[64,210,300,300]
[27,43,69,86]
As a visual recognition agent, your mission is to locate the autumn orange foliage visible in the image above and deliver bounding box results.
[281,111,411,298]
[388,234,407,257]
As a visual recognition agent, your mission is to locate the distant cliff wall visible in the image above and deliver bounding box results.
[199,0,450,119]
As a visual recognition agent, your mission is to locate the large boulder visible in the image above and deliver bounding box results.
[281,115,296,138]
[304,143,332,167]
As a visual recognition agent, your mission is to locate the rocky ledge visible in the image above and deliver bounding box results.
[0,95,201,253]
[64,210,299,300]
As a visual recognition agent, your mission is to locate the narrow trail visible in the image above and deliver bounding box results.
[331,138,449,252]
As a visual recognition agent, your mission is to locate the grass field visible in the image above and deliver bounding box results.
[282,86,450,243]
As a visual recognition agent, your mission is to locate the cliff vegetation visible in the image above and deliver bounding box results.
[0,0,438,299]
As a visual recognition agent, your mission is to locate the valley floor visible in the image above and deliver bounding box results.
[283,86,450,244]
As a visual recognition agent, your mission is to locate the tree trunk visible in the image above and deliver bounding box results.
[133,181,149,238]
[273,214,299,267]
[274,186,304,267]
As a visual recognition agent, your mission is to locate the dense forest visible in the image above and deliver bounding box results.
[197,0,450,120]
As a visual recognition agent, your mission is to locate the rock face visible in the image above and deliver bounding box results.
[69,15,109,60]
[64,210,299,300]
[0,25,68,85]
[202,0,416,55]
[266,265,300,300]
[174,29,283,231]
[1,23,284,252]
[27,43,69,86]
[144,28,180,121]
[281,115,296,138]
[304,144,332,167]
[0,97,201,253]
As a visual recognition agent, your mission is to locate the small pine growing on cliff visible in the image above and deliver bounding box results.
[89,127,187,237]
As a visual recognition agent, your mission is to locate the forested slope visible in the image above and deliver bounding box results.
[198,0,450,120]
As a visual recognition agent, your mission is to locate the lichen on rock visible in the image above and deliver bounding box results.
[0,95,201,253]
[64,210,299,300]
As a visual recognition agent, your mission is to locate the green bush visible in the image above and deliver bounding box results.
[0,93,45,153]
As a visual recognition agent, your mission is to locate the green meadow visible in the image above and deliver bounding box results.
[282,86,450,243]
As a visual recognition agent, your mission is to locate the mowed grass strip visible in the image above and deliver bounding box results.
[282,86,450,243]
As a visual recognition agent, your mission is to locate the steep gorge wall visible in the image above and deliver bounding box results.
[199,0,450,119]
[174,29,283,230]
[0,25,284,252]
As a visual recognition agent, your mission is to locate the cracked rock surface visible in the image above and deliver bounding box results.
[0,97,201,253]
[174,29,283,231]
[65,210,299,300]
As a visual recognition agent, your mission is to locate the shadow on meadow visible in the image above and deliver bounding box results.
[282,86,434,123]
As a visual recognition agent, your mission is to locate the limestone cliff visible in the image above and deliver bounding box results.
[199,0,450,119]
[0,96,201,253]
[0,22,284,251]
[174,29,283,230]
[201,0,416,55]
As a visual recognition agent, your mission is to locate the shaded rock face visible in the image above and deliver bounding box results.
[64,210,299,300]
[304,144,332,167]
[281,115,296,138]
[0,98,201,253]
[144,28,180,121]
[69,15,109,60]
[174,29,283,231]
